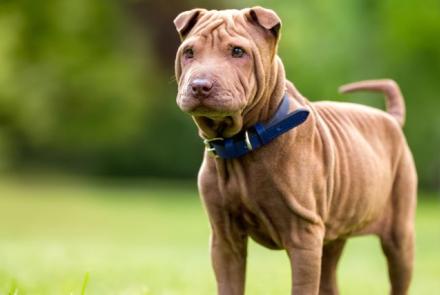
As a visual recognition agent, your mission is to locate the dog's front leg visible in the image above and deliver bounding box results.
[211,227,248,295]
[199,160,248,294]
[285,222,324,295]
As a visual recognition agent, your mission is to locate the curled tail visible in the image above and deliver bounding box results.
[338,79,406,127]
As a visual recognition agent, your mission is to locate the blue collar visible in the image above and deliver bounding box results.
[203,94,310,159]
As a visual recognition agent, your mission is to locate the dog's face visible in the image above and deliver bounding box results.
[174,7,281,138]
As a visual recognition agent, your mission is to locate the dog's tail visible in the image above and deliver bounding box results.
[338,79,405,127]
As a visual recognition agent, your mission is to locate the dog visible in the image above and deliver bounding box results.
[173,6,417,295]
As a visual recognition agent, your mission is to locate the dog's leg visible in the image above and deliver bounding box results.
[198,161,248,295]
[285,222,324,295]
[211,229,248,295]
[380,228,414,295]
[319,239,346,295]
[380,152,416,295]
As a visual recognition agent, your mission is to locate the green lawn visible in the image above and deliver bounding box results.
[0,176,439,295]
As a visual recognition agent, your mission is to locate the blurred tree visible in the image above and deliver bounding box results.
[0,0,153,172]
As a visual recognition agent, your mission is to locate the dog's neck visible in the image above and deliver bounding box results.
[241,56,287,129]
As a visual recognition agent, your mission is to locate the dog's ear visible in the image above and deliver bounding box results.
[247,6,281,39]
[174,9,206,40]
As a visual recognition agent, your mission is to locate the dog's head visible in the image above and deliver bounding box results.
[174,7,282,138]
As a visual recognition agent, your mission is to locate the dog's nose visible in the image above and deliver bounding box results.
[190,79,213,98]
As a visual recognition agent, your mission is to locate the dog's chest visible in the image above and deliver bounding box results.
[241,209,283,249]
[218,169,284,249]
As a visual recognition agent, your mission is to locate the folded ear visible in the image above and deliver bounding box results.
[173,8,206,40]
[247,6,281,38]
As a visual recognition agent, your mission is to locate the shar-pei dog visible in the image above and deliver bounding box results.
[173,6,417,295]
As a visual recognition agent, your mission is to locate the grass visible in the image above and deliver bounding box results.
[81,273,89,295]
[0,176,439,294]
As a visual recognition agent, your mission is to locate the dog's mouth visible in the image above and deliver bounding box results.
[177,92,245,138]
[194,114,243,138]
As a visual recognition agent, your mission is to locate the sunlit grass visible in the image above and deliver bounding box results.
[0,176,438,294]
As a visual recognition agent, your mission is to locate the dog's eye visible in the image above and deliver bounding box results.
[231,47,245,58]
[183,48,194,59]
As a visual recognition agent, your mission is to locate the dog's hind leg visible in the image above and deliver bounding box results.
[380,151,417,295]
[380,224,415,295]
[319,239,346,295]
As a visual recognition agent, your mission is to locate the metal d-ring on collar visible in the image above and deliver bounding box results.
[244,131,253,151]
[201,93,310,160]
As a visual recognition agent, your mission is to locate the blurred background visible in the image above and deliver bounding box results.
[0,0,439,294]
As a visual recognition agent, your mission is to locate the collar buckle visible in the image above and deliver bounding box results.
[203,137,224,157]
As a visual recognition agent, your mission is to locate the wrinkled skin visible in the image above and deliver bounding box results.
[174,7,417,295]
[175,8,283,139]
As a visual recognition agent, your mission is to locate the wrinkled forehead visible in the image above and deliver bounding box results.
[183,10,254,47]
[191,10,245,35]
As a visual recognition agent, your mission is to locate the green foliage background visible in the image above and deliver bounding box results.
[0,0,438,190]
